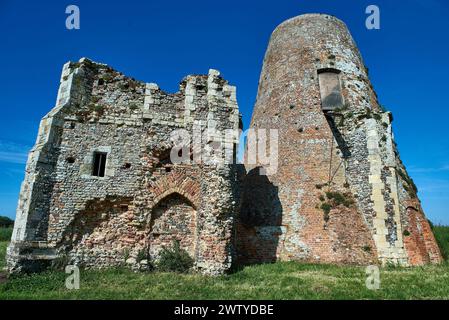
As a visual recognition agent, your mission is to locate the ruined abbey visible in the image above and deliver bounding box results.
[7,14,442,275]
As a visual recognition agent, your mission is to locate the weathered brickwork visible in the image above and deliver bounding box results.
[402,200,442,265]
[7,14,442,275]
[239,14,442,266]
[7,58,240,275]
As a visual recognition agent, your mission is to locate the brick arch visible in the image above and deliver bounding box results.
[148,192,198,258]
[148,172,200,210]
[152,191,197,214]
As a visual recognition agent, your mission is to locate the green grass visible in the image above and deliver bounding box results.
[1,226,449,299]
[0,239,448,299]
[0,228,12,242]
[434,225,449,260]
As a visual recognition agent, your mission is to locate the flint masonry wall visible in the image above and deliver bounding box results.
[7,14,442,274]
[8,58,241,275]
[239,14,442,266]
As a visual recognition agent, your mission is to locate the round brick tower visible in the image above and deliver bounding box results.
[237,14,443,266]
[252,13,379,123]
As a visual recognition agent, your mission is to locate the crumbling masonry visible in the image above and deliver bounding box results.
[7,14,442,274]
[7,59,241,275]
[237,14,442,266]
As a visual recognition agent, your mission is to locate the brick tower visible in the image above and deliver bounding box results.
[238,14,442,266]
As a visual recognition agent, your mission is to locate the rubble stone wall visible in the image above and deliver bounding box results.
[7,14,442,274]
[7,58,241,275]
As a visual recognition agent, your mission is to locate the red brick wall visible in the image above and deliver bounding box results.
[403,201,443,265]
[149,193,197,257]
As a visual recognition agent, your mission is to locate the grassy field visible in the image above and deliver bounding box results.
[0,241,7,270]
[0,227,11,271]
[434,225,449,260]
[0,226,448,300]
[0,227,12,242]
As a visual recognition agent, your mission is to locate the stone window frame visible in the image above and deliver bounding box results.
[92,151,108,177]
[317,68,345,112]
[81,146,115,179]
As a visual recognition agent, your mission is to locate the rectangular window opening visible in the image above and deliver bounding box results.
[318,69,344,112]
[92,152,107,177]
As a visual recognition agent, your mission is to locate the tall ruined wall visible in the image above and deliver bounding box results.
[7,58,241,275]
[7,14,442,274]
[239,14,442,266]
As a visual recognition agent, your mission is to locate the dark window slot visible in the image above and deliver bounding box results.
[92,152,107,177]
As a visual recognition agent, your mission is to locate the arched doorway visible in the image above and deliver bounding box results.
[148,193,197,260]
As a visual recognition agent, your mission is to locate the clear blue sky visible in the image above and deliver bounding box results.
[0,0,448,224]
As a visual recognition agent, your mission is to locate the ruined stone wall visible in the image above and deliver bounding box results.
[7,14,441,274]
[240,14,442,266]
[8,58,241,275]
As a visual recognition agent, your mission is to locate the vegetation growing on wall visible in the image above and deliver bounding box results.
[318,191,355,223]
[157,240,194,273]
[398,168,418,198]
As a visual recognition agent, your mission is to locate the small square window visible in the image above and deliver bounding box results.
[92,152,107,177]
